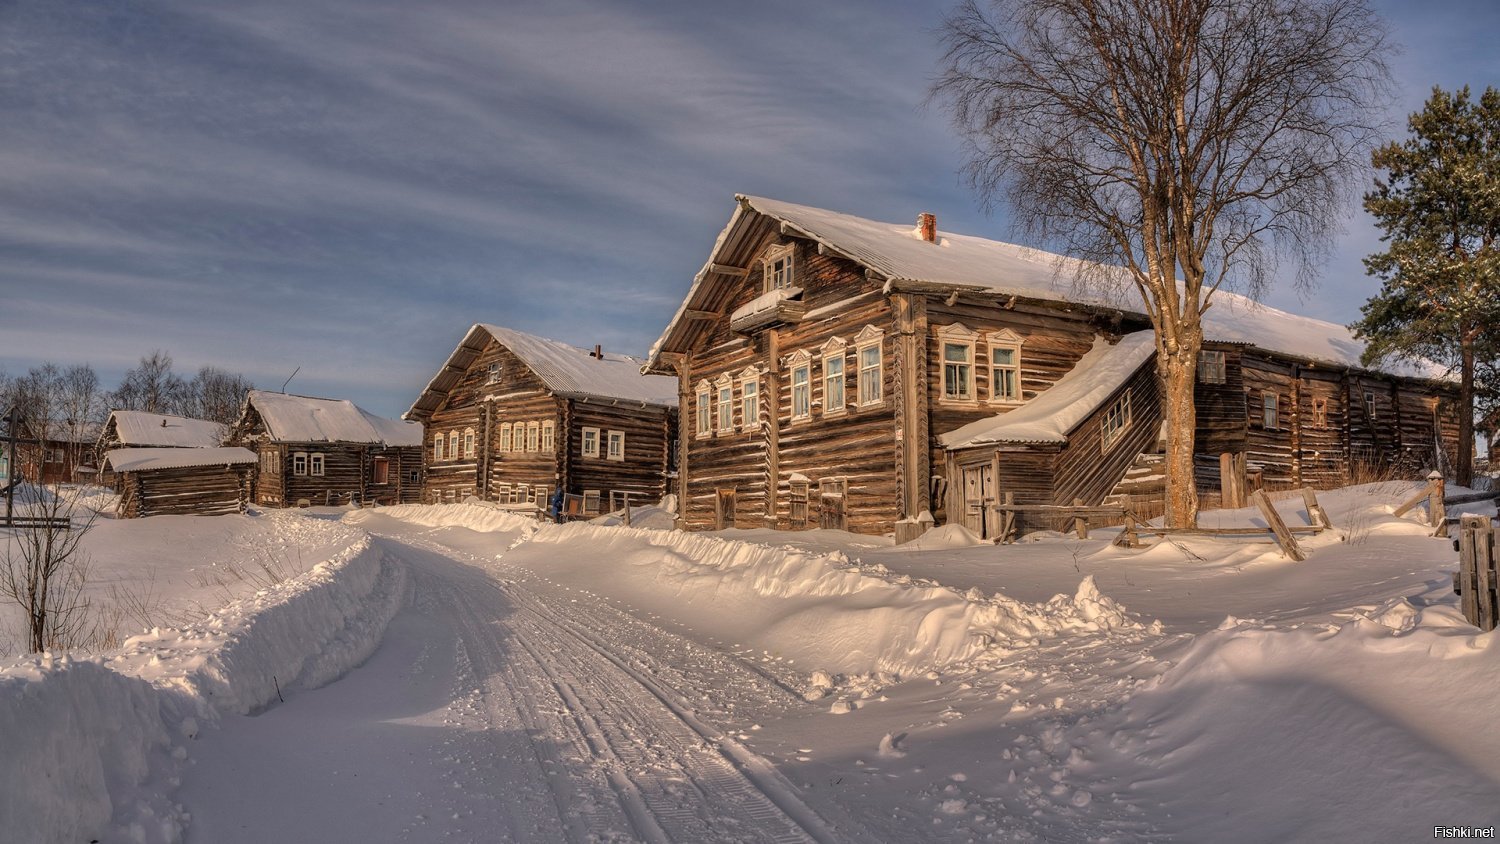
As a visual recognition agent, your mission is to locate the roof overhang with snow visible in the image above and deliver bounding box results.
[241,391,422,447]
[103,446,257,473]
[646,195,1449,383]
[406,324,677,421]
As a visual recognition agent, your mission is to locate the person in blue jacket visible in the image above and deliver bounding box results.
[550,486,566,524]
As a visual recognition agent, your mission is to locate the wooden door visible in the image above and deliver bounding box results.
[716,488,736,529]
[961,464,995,538]
[819,492,845,531]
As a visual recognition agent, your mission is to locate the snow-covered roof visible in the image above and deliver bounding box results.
[105,411,223,448]
[407,324,678,420]
[649,195,1445,381]
[942,331,1158,449]
[103,446,257,473]
[245,391,422,446]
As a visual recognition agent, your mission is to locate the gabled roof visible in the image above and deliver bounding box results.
[406,324,678,421]
[243,390,422,447]
[103,446,257,473]
[104,410,223,449]
[941,331,1157,449]
[648,195,1444,381]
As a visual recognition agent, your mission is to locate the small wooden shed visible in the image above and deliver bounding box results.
[103,447,257,518]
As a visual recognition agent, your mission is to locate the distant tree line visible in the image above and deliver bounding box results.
[0,349,254,450]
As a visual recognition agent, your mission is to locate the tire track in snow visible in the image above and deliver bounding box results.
[383,528,859,844]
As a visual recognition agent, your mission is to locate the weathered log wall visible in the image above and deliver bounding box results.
[117,465,251,518]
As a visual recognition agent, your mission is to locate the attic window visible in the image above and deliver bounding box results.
[486,362,501,385]
[763,244,795,292]
[1101,391,1132,451]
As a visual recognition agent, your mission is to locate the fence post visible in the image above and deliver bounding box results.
[1429,471,1448,537]
[1458,514,1496,632]
[1073,497,1088,540]
[1001,492,1016,544]
[622,492,632,527]
[1251,489,1306,561]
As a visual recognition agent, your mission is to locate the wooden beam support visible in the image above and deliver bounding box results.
[1252,489,1306,561]
[707,263,748,277]
[682,309,720,321]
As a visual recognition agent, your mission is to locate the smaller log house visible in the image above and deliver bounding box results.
[103,447,257,518]
[96,410,224,489]
[406,324,678,513]
[228,390,424,507]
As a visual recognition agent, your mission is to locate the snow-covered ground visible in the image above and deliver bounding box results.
[3,483,1497,842]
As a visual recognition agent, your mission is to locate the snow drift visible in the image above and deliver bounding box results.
[513,522,1146,677]
[0,529,404,843]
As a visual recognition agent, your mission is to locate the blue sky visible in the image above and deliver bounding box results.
[1,0,1497,419]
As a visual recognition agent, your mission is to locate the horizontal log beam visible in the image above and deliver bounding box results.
[708,263,748,277]
[682,309,720,320]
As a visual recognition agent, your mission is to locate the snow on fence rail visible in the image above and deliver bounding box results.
[0,530,404,843]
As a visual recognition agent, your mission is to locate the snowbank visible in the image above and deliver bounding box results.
[514,523,1146,677]
[1116,602,1500,839]
[0,528,404,843]
[353,501,542,536]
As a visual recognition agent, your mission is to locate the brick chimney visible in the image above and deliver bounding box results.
[918,212,937,243]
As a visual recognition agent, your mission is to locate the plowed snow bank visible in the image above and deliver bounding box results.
[0,528,403,843]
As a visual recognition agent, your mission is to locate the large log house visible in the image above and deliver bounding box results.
[406,324,678,513]
[645,196,1462,540]
[229,390,424,507]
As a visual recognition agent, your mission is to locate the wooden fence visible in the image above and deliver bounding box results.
[1457,514,1499,632]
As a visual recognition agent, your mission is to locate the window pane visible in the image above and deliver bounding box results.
[944,343,970,362]
[992,347,1015,366]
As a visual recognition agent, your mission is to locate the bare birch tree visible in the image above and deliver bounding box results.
[933,0,1391,526]
[1,486,98,652]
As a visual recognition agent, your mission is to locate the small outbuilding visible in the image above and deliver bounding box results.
[103,446,257,518]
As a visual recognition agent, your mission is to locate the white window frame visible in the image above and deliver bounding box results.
[1364,391,1377,422]
[788,350,812,422]
[695,380,712,438]
[292,451,308,476]
[463,428,475,459]
[820,337,847,417]
[1263,392,1279,430]
[432,435,444,461]
[541,420,555,452]
[582,426,600,459]
[937,324,979,405]
[1197,350,1227,385]
[738,368,760,433]
[716,374,735,433]
[986,329,1023,404]
[499,422,512,453]
[1101,391,1132,452]
[486,362,501,385]
[309,452,325,477]
[855,325,884,407]
[606,430,625,462]
[448,431,459,460]
[762,243,796,292]
[524,421,538,452]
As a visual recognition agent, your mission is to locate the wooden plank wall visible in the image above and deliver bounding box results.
[567,401,675,504]
[119,465,250,518]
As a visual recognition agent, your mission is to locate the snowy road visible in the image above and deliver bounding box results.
[180,516,866,843]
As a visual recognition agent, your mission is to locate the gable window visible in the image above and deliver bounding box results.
[821,340,846,416]
[372,457,390,485]
[762,243,795,292]
[541,420,555,452]
[526,421,540,452]
[695,381,712,437]
[1263,393,1279,430]
[448,432,459,461]
[716,376,735,433]
[582,426,600,458]
[606,430,625,461]
[1198,350,1227,385]
[1312,397,1329,429]
[499,422,513,452]
[1101,391,1132,451]
[293,452,308,476]
[790,355,811,421]
[486,362,501,385]
[739,370,759,432]
[432,435,444,461]
[856,326,884,406]
[987,330,1023,403]
[1364,391,1377,422]
[309,453,325,477]
[463,428,475,458]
